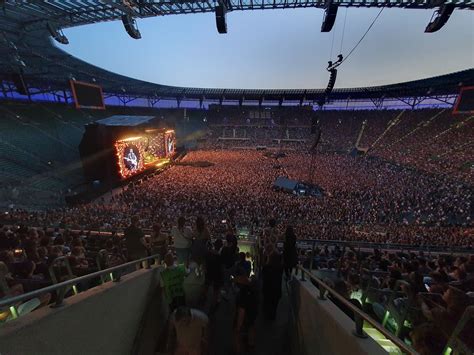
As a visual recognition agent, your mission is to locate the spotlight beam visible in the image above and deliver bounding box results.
[369,110,404,151]
[385,109,446,149]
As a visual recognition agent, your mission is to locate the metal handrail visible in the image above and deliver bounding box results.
[287,239,471,255]
[0,253,161,309]
[0,221,469,254]
[297,266,417,355]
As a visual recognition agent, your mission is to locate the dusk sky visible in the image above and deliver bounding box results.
[60,8,473,89]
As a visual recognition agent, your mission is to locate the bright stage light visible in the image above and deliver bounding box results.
[118,136,142,142]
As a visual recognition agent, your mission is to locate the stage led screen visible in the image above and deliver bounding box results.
[114,129,176,179]
[454,86,474,114]
[115,138,146,179]
[165,130,176,157]
[71,80,105,110]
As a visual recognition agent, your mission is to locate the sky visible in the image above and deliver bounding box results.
[59,8,474,89]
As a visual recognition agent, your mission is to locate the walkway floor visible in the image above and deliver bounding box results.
[183,272,292,355]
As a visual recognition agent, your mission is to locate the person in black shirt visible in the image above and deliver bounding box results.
[124,216,147,264]
[234,275,258,353]
[262,252,283,321]
[283,225,298,279]
[203,239,224,309]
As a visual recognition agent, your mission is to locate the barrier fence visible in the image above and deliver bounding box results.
[0,254,161,319]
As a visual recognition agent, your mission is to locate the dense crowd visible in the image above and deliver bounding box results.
[0,146,472,353]
[308,244,474,354]
[3,150,471,248]
[203,108,473,182]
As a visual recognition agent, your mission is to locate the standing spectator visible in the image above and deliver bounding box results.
[123,216,147,264]
[149,224,168,261]
[234,252,252,278]
[262,252,283,321]
[160,253,187,311]
[283,226,298,279]
[169,306,209,355]
[191,217,210,276]
[262,219,279,267]
[203,239,224,309]
[171,216,192,266]
[234,275,259,354]
[221,234,238,293]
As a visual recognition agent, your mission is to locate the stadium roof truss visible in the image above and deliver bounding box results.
[3,1,472,31]
[0,0,473,109]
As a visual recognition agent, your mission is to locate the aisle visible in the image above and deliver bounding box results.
[206,282,292,355]
[166,269,293,355]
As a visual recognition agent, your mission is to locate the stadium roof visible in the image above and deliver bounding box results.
[0,1,473,104]
[95,115,156,126]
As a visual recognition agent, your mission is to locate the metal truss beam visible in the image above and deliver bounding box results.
[3,1,472,31]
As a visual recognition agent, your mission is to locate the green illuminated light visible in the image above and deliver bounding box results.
[350,291,363,303]
[9,306,18,319]
[382,310,390,327]
[444,347,452,355]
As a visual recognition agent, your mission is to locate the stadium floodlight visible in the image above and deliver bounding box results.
[46,22,69,45]
[215,2,228,34]
[321,2,338,32]
[425,4,455,33]
[121,14,141,39]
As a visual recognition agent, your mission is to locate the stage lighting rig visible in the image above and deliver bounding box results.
[321,1,338,32]
[215,0,228,34]
[325,54,342,95]
[122,14,141,39]
[325,68,338,96]
[425,4,455,33]
[319,54,343,106]
[46,22,69,44]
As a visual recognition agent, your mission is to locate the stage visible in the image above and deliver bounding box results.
[273,176,324,197]
[79,115,176,184]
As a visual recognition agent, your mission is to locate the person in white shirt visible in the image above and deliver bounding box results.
[171,216,192,266]
[169,306,209,355]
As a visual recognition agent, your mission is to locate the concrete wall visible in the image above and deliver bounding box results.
[291,278,387,355]
[0,266,167,355]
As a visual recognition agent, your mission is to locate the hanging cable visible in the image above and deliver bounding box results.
[339,7,348,54]
[341,7,384,64]
[329,24,336,61]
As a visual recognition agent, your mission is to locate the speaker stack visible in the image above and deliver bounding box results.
[215,4,227,34]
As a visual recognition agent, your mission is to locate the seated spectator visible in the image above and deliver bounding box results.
[69,246,89,274]
[410,322,447,355]
[0,261,51,321]
[422,286,470,338]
